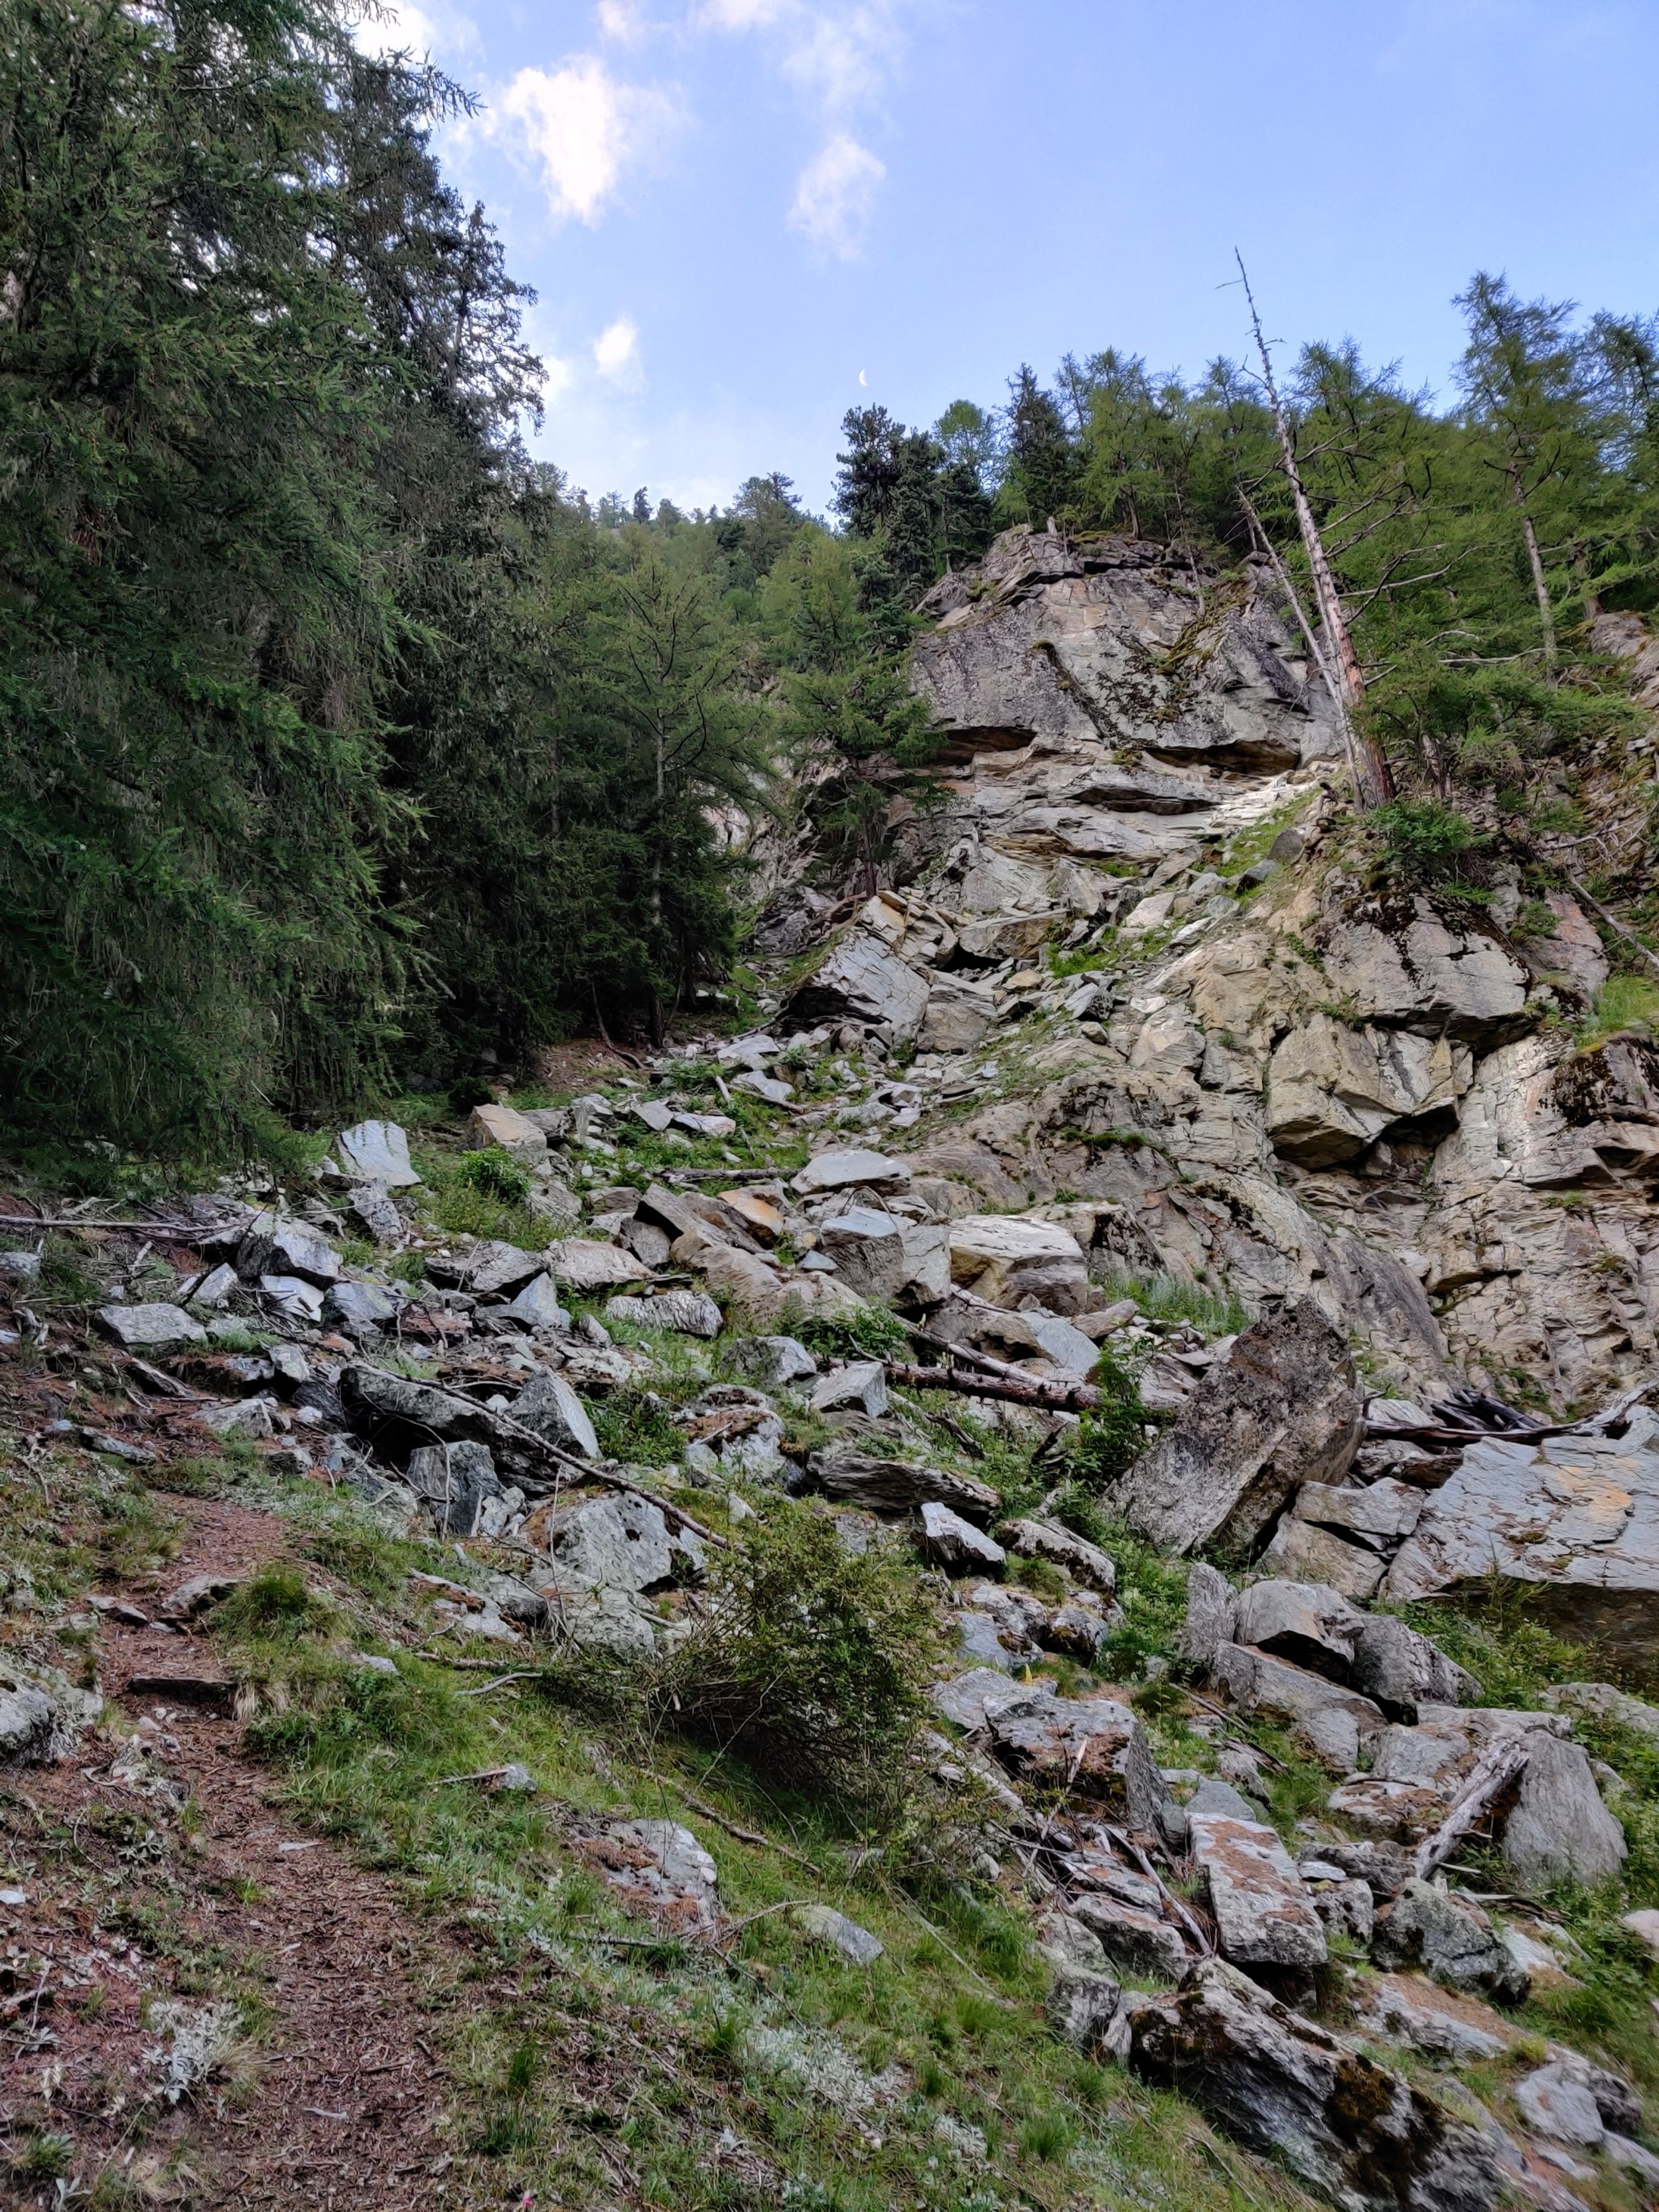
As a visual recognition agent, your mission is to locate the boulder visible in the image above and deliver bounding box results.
[812,1449,1000,1522]
[340,1364,491,1457]
[1355,1974,1514,2064]
[1348,1615,1482,1722]
[1129,1959,1503,2212]
[986,1691,1169,1832]
[529,1183,583,1234]
[605,1288,722,1337]
[725,1335,818,1388]
[502,1274,571,1331]
[808,1361,889,1419]
[323,1280,401,1333]
[508,1370,599,1460]
[1189,1801,1327,1972]
[96,1303,208,1353]
[817,1207,907,1300]
[792,1148,912,1197]
[781,929,930,1042]
[1501,1731,1627,1889]
[996,1518,1116,1595]
[1044,1601,1108,1662]
[465,1103,549,1165]
[1177,1560,1238,1673]
[898,1221,952,1305]
[1267,1017,1471,1167]
[792,1904,883,1966]
[919,1503,1007,1574]
[1321,894,1532,1046]
[236,1218,340,1286]
[530,1495,705,1595]
[1021,1311,1102,1376]
[406,1439,502,1537]
[1370,1881,1530,2005]
[1213,1644,1385,1771]
[1312,1877,1374,1946]
[928,1666,1032,1732]
[336,1119,421,1187]
[1512,2063,1605,2148]
[1069,1893,1191,1982]
[547,1239,648,1293]
[948,1215,1090,1315]
[1256,1517,1387,1599]
[1286,1477,1429,1549]
[591,1818,719,1930]
[1382,1430,1659,1669]
[0,1673,66,1764]
[957,909,1068,962]
[1046,1962,1123,2050]
[346,1182,403,1246]
[718,1190,787,1245]
[1114,1301,1362,1555]
[1232,1578,1362,1679]
[1540,1680,1659,1741]
[1037,1911,1110,1972]
[918,974,998,1053]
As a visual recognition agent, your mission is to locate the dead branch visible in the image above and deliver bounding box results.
[1409,1738,1531,1884]
[885,1360,1103,1414]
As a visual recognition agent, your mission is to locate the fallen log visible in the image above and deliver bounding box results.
[1409,1738,1531,1884]
[885,1360,1103,1414]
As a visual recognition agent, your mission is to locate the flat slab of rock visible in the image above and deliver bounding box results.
[1382,1430,1659,1668]
[809,1361,889,1418]
[1070,1892,1190,1981]
[986,1690,1169,1832]
[1113,1301,1362,1555]
[1355,1972,1516,2064]
[1189,1805,1327,1971]
[919,1502,1006,1573]
[781,928,930,1042]
[928,1666,1033,1731]
[1129,1959,1504,2212]
[336,1119,421,1187]
[465,1103,549,1163]
[547,1238,648,1293]
[792,1147,912,1197]
[948,1215,1090,1315]
[1214,1644,1385,1771]
[605,1288,722,1337]
[792,1904,883,1965]
[812,1449,999,1522]
[996,1517,1116,1594]
[508,1370,599,1459]
[97,1303,208,1353]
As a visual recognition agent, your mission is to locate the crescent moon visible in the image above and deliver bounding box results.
[859,369,868,386]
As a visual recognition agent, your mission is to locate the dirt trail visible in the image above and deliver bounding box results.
[0,1493,486,2208]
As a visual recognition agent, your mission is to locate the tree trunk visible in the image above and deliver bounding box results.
[1510,467,1558,672]
[1238,256,1394,807]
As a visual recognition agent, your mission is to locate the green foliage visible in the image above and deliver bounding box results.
[591,1386,684,1467]
[658,1504,945,1822]
[455,1147,532,1205]
[1096,1268,1246,1337]
[796,1302,910,1362]
[1062,1343,1154,1489]
[1371,798,1492,887]
[1577,973,1659,1047]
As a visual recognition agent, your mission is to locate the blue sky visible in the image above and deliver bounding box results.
[370,0,1659,515]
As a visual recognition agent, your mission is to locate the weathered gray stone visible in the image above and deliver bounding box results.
[508,1370,599,1460]
[605,1288,722,1337]
[259,1274,324,1323]
[1541,1680,1659,1741]
[808,1361,889,1419]
[346,1182,404,1246]
[546,1238,648,1293]
[812,1449,1000,1522]
[504,1274,571,1331]
[0,1675,64,1763]
[1070,1893,1190,1982]
[96,1303,208,1353]
[1355,1974,1514,2063]
[407,1439,502,1536]
[464,1102,549,1165]
[1267,1017,1472,1167]
[792,1904,883,1966]
[1383,1431,1659,1668]
[898,1221,952,1305]
[1178,1561,1238,1673]
[323,1279,401,1332]
[1512,2064,1604,2147]
[1502,1731,1627,1889]
[1321,895,1532,1047]
[528,1182,583,1234]
[792,1147,912,1197]
[1233,1578,1362,1678]
[1046,1962,1122,2049]
[817,1207,907,1300]
[948,1214,1090,1314]
[236,1218,340,1286]
[1037,1911,1110,1972]
[918,974,998,1053]
[1213,1644,1386,1771]
[1348,1615,1482,1722]
[919,1502,1006,1574]
[1255,1516,1387,1599]
[928,1666,1031,1731]
[1129,1959,1503,2212]
[995,1517,1116,1595]
[987,1692,1169,1832]
[0,1250,41,1284]
[1189,1804,1327,1972]
[536,1494,705,1595]
[1312,1877,1374,1946]
[336,1120,420,1187]
[597,1818,719,1928]
[1044,1601,1108,1662]
[1021,1311,1102,1376]
[1114,1302,1362,1556]
[782,930,930,1041]
[1371,1882,1529,2005]
[725,1335,818,1388]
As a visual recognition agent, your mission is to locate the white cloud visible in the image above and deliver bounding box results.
[495,56,676,224]
[697,0,792,27]
[695,2,910,113]
[595,0,646,39]
[594,315,646,390]
[352,0,478,60]
[788,132,885,258]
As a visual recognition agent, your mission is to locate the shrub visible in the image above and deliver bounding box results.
[1577,973,1659,1049]
[456,1147,531,1205]
[1371,797,1490,887]
[592,1387,683,1467]
[1061,1343,1155,1488]
[796,1303,910,1361]
[657,1505,944,1823]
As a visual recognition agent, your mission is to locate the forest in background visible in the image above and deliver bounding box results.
[3,0,1658,1163]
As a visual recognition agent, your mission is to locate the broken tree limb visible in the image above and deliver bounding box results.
[1103,1822,1214,1960]
[1409,1738,1531,1884]
[1567,877,1659,981]
[885,1361,1103,1414]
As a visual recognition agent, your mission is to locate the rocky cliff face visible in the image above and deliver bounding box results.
[776,527,1659,1413]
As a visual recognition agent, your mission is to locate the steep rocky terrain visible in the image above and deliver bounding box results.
[3,528,1659,2211]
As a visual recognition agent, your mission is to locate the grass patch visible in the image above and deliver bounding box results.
[1575,972,1659,1048]
[1096,1266,1247,1337]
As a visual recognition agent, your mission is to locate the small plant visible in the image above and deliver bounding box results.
[456,1147,531,1205]
[657,1503,944,1823]
[447,1075,496,1115]
[1371,796,1491,888]
[13,2132,74,2180]
[593,1387,684,1467]
[796,1303,910,1362]
[1096,1266,1245,1337]
[1062,1341,1155,1488]
[1576,973,1659,1049]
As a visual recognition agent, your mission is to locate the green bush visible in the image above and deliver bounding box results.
[658,1504,944,1822]
[1577,973,1659,1048]
[592,1386,684,1467]
[1061,1343,1156,1488]
[456,1146,532,1205]
[1371,797,1491,887]
[796,1303,910,1361]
